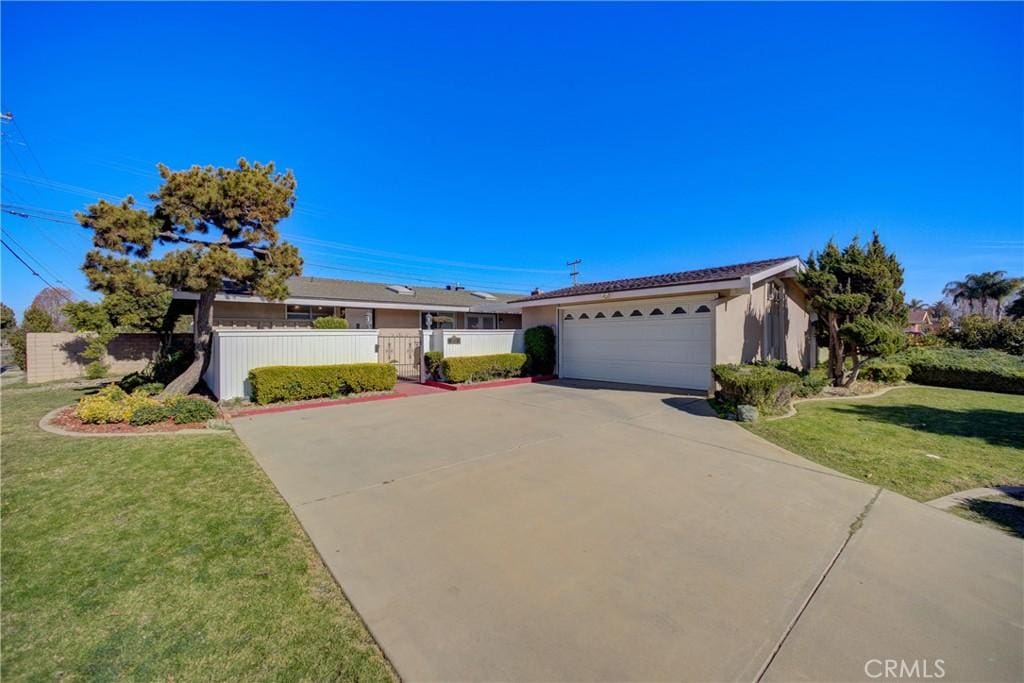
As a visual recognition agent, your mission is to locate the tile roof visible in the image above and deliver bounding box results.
[224,276,524,308]
[511,256,799,303]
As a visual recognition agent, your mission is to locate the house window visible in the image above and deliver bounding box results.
[286,304,312,320]
[611,311,623,318]
[287,304,336,320]
[695,304,711,313]
[564,313,574,321]
[630,309,643,317]
[672,307,686,314]
[595,312,606,318]
[650,308,663,315]
[466,313,496,330]
[579,313,589,319]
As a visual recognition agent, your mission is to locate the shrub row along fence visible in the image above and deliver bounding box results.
[205,328,532,400]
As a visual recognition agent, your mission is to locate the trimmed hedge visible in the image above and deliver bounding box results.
[165,396,219,424]
[312,316,349,329]
[712,363,803,413]
[860,360,912,384]
[885,347,1024,395]
[441,353,528,384]
[524,326,556,375]
[247,363,398,405]
[424,351,444,380]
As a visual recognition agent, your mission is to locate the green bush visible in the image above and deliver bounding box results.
[712,363,802,413]
[312,316,349,329]
[166,396,218,424]
[247,363,398,405]
[129,403,172,426]
[441,353,528,384]
[795,366,830,397]
[885,347,1024,394]
[424,351,444,380]
[939,315,1024,356]
[524,326,556,375]
[84,360,108,379]
[860,360,912,384]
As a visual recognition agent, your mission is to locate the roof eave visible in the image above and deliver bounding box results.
[171,290,472,313]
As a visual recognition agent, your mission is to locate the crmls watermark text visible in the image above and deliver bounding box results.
[864,659,946,679]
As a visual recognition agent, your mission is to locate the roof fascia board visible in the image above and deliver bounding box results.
[172,291,469,313]
[747,258,804,286]
[514,278,746,307]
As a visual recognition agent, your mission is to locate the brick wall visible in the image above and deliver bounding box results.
[26,332,192,384]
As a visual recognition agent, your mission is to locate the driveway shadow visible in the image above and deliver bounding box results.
[661,397,718,418]
[959,491,1024,539]
[829,404,1023,449]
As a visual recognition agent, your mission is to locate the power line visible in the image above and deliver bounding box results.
[1,230,69,285]
[0,236,75,301]
[11,118,51,181]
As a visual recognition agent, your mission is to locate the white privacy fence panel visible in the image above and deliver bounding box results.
[439,330,524,357]
[204,329,378,400]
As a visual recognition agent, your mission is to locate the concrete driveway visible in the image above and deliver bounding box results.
[233,380,1022,682]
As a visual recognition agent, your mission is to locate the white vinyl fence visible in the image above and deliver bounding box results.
[204,329,378,400]
[427,329,525,358]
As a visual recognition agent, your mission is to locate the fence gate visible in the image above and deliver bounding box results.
[377,332,421,381]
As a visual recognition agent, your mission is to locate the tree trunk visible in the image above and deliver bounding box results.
[844,347,863,387]
[161,290,215,397]
[827,311,845,387]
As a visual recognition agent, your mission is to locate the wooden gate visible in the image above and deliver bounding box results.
[377,331,421,381]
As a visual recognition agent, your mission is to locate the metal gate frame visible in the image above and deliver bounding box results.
[376,333,422,382]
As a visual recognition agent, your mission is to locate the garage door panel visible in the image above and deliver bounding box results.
[560,302,712,390]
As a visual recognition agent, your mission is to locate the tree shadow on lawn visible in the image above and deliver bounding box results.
[958,492,1024,539]
[828,403,1024,449]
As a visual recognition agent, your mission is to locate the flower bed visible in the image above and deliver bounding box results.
[52,385,223,434]
[47,405,218,434]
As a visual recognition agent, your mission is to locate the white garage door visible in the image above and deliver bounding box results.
[559,300,713,390]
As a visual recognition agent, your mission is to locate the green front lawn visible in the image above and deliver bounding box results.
[1,386,395,681]
[746,386,1024,502]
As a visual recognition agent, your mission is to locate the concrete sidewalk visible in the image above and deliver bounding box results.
[233,380,1023,682]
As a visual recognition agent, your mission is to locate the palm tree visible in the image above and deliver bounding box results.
[943,276,981,314]
[977,271,1024,320]
[929,300,953,319]
[907,298,926,310]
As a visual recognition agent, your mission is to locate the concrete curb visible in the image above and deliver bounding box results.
[926,486,1024,510]
[38,405,222,438]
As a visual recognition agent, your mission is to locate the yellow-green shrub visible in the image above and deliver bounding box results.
[441,353,528,383]
[75,386,161,424]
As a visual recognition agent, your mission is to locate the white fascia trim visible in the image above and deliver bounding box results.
[513,279,746,308]
[172,291,469,313]
[744,258,805,288]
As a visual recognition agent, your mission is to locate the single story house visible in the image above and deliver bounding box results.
[176,255,815,394]
[509,255,814,391]
[172,277,524,331]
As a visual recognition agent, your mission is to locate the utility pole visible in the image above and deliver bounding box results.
[566,259,582,286]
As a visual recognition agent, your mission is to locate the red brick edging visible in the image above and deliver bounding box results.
[231,392,404,418]
[422,375,558,392]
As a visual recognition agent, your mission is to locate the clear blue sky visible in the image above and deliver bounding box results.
[2,1,1021,317]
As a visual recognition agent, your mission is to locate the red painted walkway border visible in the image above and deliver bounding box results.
[231,391,405,418]
[423,375,558,392]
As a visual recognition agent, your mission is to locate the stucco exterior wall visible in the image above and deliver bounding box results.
[497,313,522,329]
[374,308,421,329]
[343,307,374,329]
[783,280,814,369]
[521,305,558,332]
[713,279,813,370]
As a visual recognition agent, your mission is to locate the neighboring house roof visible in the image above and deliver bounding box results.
[510,256,800,303]
[908,309,931,324]
[175,276,524,310]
